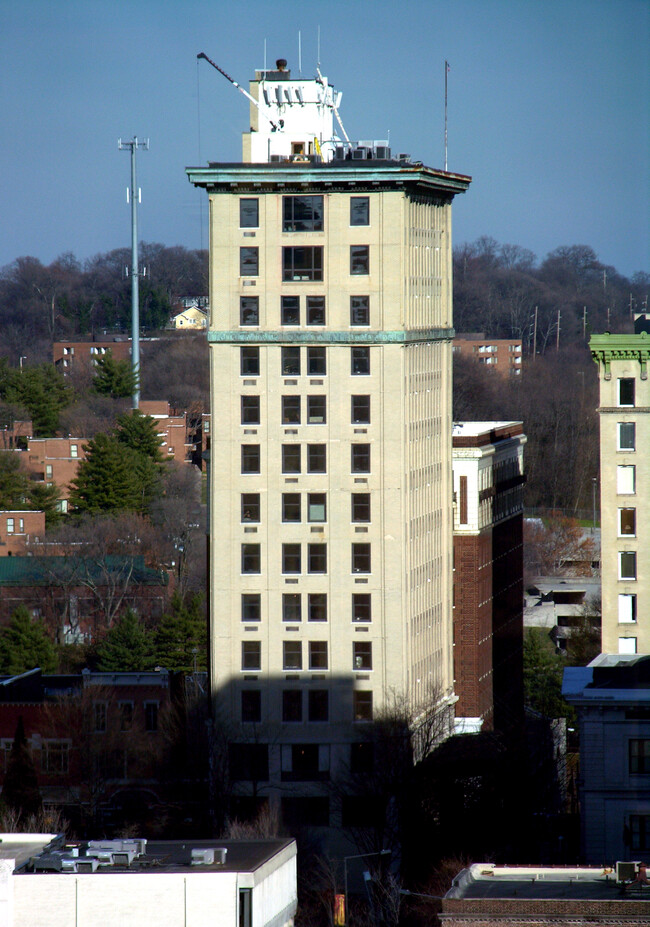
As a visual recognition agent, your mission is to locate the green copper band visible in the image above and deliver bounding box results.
[207,328,454,345]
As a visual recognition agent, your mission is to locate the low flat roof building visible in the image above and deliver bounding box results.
[1,834,297,927]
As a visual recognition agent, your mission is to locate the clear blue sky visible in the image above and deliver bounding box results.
[1,0,648,277]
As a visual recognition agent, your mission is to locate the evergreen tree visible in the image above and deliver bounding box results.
[92,352,138,398]
[115,409,165,463]
[95,609,154,672]
[0,450,30,508]
[0,361,73,436]
[154,593,206,672]
[69,433,155,514]
[0,606,57,675]
[27,481,62,526]
[1,717,42,820]
[523,628,572,720]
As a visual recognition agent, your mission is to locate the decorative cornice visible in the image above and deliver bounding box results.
[207,328,455,345]
[590,333,650,380]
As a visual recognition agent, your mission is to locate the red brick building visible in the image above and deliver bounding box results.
[452,422,526,733]
[53,339,131,375]
[0,510,46,555]
[454,333,523,376]
[22,437,87,506]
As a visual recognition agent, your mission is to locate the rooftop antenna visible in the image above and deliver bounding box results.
[197,52,280,130]
[298,30,302,76]
[264,38,267,77]
[444,60,449,171]
[118,136,149,409]
[317,25,321,68]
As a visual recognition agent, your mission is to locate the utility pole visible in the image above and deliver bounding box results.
[532,306,538,361]
[583,306,587,339]
[556,309,561,352]
[118,136,149,409]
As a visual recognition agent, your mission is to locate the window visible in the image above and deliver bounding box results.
[242,640,261,670]
[352,395,371,424]
[70,444,78,458]
[308,593,327,622]
[242,593,261,622]
[307,347,326,375]
[352,347,370,375]
[309,640,328,670]
[308,544,327,574]
[6,518,14,534]
[283,543,301,574]
[283,640,302,670]
[307,296,326,325]
[619,551,637,580]
[241,690,261,723]
[619,637,638,655]
[281,295,300,325]
[307,444,326,473]
[351,295,370,326]
[241,445,260,474]
[240,347,259,376]
[619,508,636,536]
[352,493,371,522]
[240,296,259,325]
[281,346,301,375]
[350,196,370,226]
[242,494,260,523]
[282,689,302,721]
[630,740,650,774]
[617,465,635,494]
[282,744,329,781]
[144,702,158,732]
[241,395,260,425]
[350,245,370,275]
[630,815,650,850]
[242,544,261,574]
[281,444,301,474]
[282,395,301,424]
[282,493,301,522]
[350,741,374,774]
[618,593,637,623]
[239,888,253,927]
[308,493,326,522]
[283,593,302,622]
[281,796,329,827]
[42,741,69,775]
[307,395,326,423]
[239,198,259,228]
[352,543,371,573]
[240,247,259,276]
[230,743,268,780]
[45,464,53,480]
[119,701,133,731]
[94,702,107,733]
[283,247,323,281]
[618,422,636,450]
[351,444,371,473]
[353,641,372,670]
[618,378,635,406]
[352,593,372,622]
[309,689,329,721]
[353,691,373,721]
[283,195,324,232]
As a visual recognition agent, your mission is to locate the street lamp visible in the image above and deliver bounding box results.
[19,356,27,371]
[343,848,391,926]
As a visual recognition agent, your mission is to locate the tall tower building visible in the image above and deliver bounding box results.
[187,58,470,826]
[591,321,650,655]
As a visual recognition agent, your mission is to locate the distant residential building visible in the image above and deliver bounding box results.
[0,510,45,555]
[53,339,131,375]
[591,321,650,654]
[138,401,195,462]
[452,422,526,733]
[454,333,523,375]
[564,654,650,864]
[171,305,208,330]
[23,437,87,507]
[442,862,650,924]
[0,419,32,450]
[524,578,601,652]
[2,831,297,927]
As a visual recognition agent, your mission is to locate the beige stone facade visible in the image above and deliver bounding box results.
[591,330,650,654]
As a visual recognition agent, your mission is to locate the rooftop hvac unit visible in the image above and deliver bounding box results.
[352,147,368,160]
[334,147,346,160]
[397,153,411,162]
[75,859,99,874]
[215,847,228,865]
[375,146,391,160]
[33,855,64,872]
[87,838,146,856]
[192,848,215,865]
[616,860,640,882]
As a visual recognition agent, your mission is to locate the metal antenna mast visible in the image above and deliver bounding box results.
[118,136,149,409]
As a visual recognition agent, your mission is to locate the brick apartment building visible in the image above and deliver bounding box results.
[0,511,46,556]
[452,422,526,733]
[53,339,131,375]
[23,437,87,508]
[454,333,523,375]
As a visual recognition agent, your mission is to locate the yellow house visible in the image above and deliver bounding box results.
[172,305,207,330]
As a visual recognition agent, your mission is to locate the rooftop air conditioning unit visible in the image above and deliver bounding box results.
[334,147,346,160]
[375,146,391,160]
[616,861,640,882]
[192,848,215,865]
[351,147,367,160]
[75,858,99,874]
[397,153,410,162]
